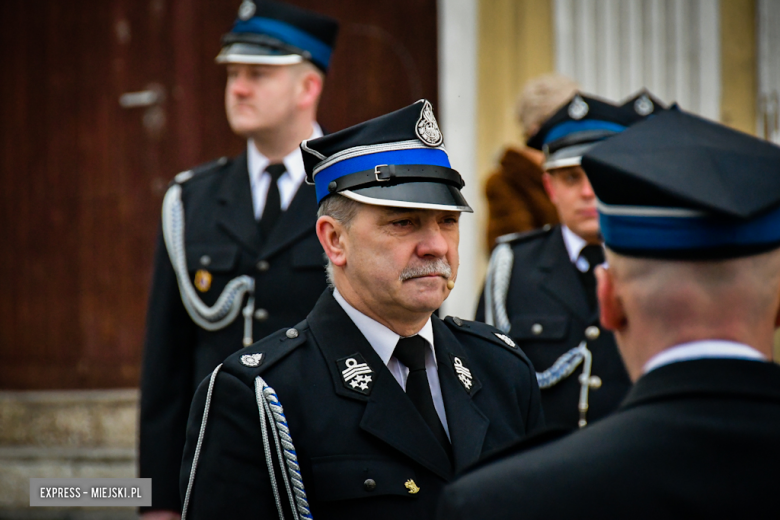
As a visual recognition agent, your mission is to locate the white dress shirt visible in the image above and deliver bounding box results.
[643,339,766,374]
[333,288,450,438]
[247,123,323,220]
[561,225,604,272]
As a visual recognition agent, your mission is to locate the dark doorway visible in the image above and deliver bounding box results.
[0,0,438,389]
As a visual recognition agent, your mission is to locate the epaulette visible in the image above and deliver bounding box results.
[222,320,309,385]
[495,224,554,245]
[443,316,530,362]
[172,156,229,185]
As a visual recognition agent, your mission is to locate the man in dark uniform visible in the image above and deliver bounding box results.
[477,93,655,428]
[139,2,338,517]
[179,101,543,519]
[438,107,780,519]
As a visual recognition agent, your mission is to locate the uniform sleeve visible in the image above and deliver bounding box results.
[139,228,197,513]
[522,361,545,434]
[180,370,282,519]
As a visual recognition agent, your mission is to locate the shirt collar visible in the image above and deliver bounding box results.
[561,225,588,264]
[332,288,436,367]
[246,123,323,185]
[643,339,767,374]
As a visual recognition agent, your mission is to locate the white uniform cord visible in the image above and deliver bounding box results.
[181,364,223,520]
[162,183,256,346]
[255,376,313,520]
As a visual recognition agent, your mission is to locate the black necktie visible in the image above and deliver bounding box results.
[393,336,452,457]
[259,163,286,238]
[578,244,605,311]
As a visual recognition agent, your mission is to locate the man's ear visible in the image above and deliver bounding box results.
[297,68,323,110]
[596,265,626,332]
[316,216,347,268]
[542,171,557,204]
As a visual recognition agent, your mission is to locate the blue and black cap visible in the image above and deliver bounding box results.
[301,100,472,212]
[582,108,780,260]
[527,93,646,171]
[216,0,339,73]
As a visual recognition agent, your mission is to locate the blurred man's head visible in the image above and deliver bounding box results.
[582,108,780,380]
[303,100,471,335]
[517,74,579,141]
[217,0,338,139]
[528,93,644,243]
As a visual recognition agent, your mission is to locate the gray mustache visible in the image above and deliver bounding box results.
[399,259,452,281]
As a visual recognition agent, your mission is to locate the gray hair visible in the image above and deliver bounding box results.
[317,194,362,287]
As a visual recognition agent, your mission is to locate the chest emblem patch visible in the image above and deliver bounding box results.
[494,333,517,348]
[194,269,212,292]
[240,353,264,368]
[337,353,375,396]
[450,355,475,394]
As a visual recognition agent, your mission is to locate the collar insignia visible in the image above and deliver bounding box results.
[240,353,264,367]
[337,353,375,395]
[450,354,474,394]
[494,333,517,348]
[415,100,444,147]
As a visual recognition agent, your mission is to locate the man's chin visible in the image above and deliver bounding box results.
[401,278,447,311]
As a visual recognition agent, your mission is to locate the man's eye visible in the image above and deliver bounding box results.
[393,219,413,227]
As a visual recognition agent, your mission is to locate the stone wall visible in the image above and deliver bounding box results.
[0,390,139,520]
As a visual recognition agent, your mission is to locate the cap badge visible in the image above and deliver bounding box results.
[634,94,654,116]
[451,356,474,393]
[568,94,589,120]
[240,352,264,367]
[494,333,517,348]
[337,353,375,395]
[415,100,444,147]
[194,269,212,292]
[238,0,256,20]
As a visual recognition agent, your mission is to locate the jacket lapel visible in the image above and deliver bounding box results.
[307,291,453,480]
[538,227,591,321]
[432,318,490,474]
[216,152,262,255]
[259,183,318,260]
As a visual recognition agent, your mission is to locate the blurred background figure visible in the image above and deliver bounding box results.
[478,92,661,430]
[438,107,780,520]
[483,74,578,250]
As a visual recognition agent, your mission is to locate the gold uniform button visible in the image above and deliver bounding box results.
[363,479,376,491]
[585,326,600,340]
[531,323,543,335]
[256,260,270,272]
[254,309,269,322]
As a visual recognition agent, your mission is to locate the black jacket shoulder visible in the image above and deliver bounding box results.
[219,320,310,387]
[495,224,554,247]
[172,156,231,186]
[442,316,533,366]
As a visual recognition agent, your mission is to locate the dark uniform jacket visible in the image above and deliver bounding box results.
[139,152,328,511]
[437,358,780,519]
[476,225,631,428]
[179,290,543,519]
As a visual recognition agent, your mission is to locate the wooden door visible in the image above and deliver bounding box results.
[0,0,438,389]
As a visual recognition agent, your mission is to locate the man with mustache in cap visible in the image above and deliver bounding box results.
[139,1,338,517]
[438,107,780,519]
[179,100,543,519]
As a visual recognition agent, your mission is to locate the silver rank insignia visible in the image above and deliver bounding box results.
[449,354,475,394]
[568,94,589,120]
[337,353,375,395]
[415,100,444,147]
[238,0,256,20]
[494,333,517,348]
[240,353,264,367]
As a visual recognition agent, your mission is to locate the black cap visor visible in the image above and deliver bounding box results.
[341,182,473,212]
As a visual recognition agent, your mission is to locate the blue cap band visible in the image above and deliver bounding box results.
[599,204,780,252]
[315,148,451,203]
[544,120,627,145]
[232,17,333,69]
